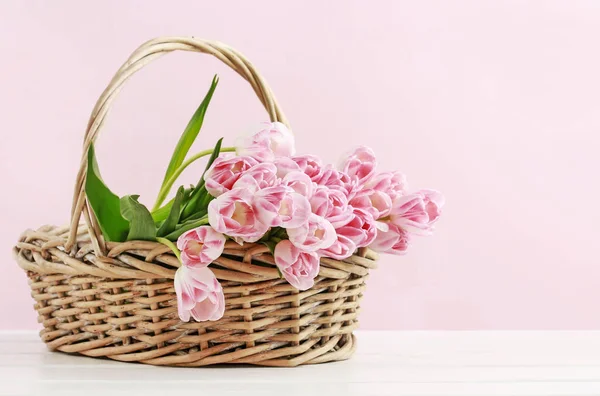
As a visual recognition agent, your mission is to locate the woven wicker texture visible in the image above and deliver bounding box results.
[13,37,379,367]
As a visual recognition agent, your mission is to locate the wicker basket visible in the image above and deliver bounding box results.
[13,37,379,367]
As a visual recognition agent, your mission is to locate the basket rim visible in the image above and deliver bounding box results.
[15,223,379,280]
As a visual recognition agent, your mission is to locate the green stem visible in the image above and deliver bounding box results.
[156,237,181,261]
[153,146,235,211]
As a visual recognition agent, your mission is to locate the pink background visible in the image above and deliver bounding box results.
[1,1,599,330]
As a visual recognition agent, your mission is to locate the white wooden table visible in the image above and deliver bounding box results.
[2,331,600,396]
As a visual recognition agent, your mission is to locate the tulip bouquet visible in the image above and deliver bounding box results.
[85,76,444,324]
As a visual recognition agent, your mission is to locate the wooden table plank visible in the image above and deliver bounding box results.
[2,331,600,396]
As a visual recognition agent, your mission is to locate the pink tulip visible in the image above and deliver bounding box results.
[282,171,314,197]
[232,162,278,192]
[318,233,356,260]
[174,265,225,322]
[318,207,377,259]
[314,165,358,198]
[287,213,336,252]
[292,155,323,180]
[274,240,320,290]
[364,171,407,200]
[349,189,393,220]
[204,155,259,197]
[208,188,269,243]
[369,223,410,255]
[253,185,311,228]
[389,193,429,235]
[421,189,445,224]
[338,146,377,186]
[235,121,295,161]
[177,226,226,268]
[309,186,354,228]
[337,207,378,248]
[273,156,300,177]
[389,190,444,236]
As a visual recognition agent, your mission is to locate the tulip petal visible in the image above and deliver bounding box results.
[174,266,225,323]
[274,240,320,291]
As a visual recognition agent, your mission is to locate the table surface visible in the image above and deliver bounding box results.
[2,331,600,396]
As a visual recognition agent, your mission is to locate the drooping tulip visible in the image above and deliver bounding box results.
[174,265,225,322]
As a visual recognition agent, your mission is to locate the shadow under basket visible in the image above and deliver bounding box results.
[12,37,379,367]
[14,224,377,367]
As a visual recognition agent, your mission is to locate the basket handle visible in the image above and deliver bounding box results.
[66,37,289,254]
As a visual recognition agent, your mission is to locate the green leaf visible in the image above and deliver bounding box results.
[181,209,208,224]
[164,217,209,241]
[120,195,157,241]
[199,189,215,207]
[157,186,186,237]
[181,137,223,220]
[152,187,194,223]
[199,137,224,185]
[152,197,175,223]
[182,189,207,219]
[159,75,219,195]
[85,144,129,242]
